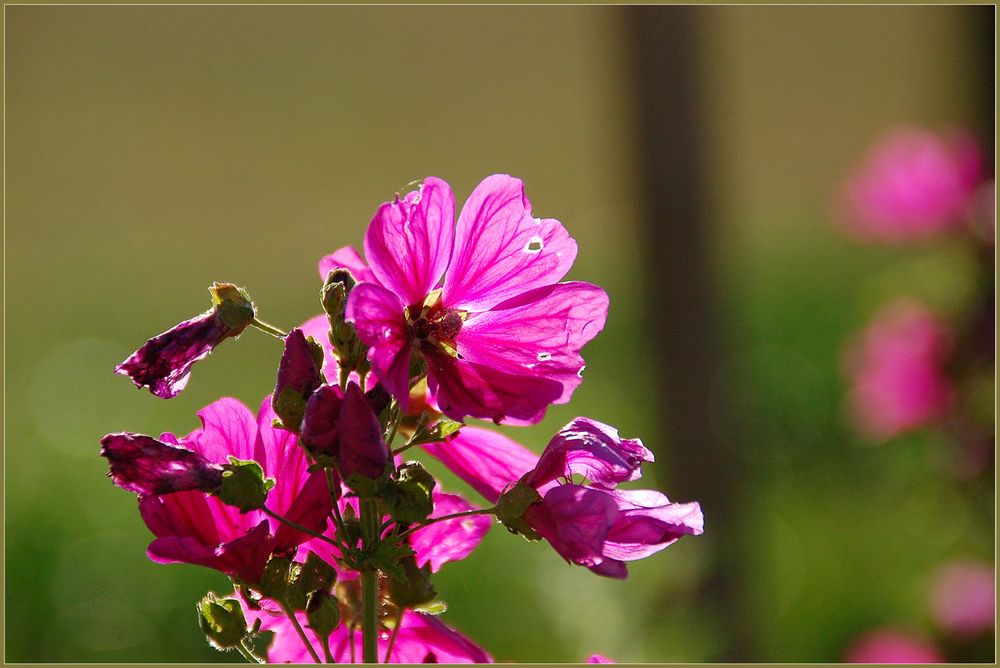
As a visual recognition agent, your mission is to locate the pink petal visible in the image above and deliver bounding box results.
[458,282,608,404]
[146,520,274,583]
[318,244,376,283]
[602,494,703,562]
[364,177,455,306]
[346,282,412,407]
[527,484,618,567]
[587,654,616,663]
[844,628,944,663]
[528,417,654,489]
[443,174,578,312]
[182,397,259,463]
[337,382,390,480]
[427,353,563,424]
[421,427,539,503]
[410,491,491,572]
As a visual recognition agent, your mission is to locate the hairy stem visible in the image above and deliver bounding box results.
[261,507,337,547]
[383,607,405,664]
[251,317,288,339]
[235,639,264,664]
[397,506,497,539]
[279,602,322,664]
[360,497,380,663]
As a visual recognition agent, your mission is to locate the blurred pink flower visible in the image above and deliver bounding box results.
[835,126,984,242]
[844,300,955,441]
[844,628,944,663]
[131,397,331,583]
[341,174,609,424]
[930,560,996,639]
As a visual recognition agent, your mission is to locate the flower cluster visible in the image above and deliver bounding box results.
[102,174,702,663]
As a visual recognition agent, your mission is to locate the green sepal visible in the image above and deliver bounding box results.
[300,551,338,593]
[496,481,543,541]
[272,386,307,434]
[209,282,256,332]
[197,592,248,651]
[370,540,415,583]
[217,458,273,513]
[306,589,342,638]
[387,555,437,608]
[403,418,463,448]
[384,461,436,524]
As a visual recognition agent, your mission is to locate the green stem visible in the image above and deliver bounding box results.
[261,507,338,548]
[397,506,497,539]
[251,317,288,339]
[383,607,405,663]
[279,602,322,664]
[321,635,335,664]
[360,497,380,663]
[235,639,264,664]
[384,403,401,448]
[390,440,418,457]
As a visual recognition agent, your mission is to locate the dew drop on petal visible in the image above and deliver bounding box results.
[524,236,544,253]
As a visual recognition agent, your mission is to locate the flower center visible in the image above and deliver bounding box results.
[405,290,466,356]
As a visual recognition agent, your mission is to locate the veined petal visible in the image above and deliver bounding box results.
[146,521,273,583]
[459,282,608,404]
[527,484,618,567]
[182,397,259,464]
[364,177,455,306]
[409,491,491,572]
[318,245,376,284]
[427,353,562,425]
[421,426,539,503]
[601,494,704,562]
[346,282,412,406]
[444,174,578,312]
[529,417,653,489]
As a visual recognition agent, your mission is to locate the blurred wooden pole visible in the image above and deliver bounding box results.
[625,6,752,661]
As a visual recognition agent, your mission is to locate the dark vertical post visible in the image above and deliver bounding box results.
[625,6,752,661]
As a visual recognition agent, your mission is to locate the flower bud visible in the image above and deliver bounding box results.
[385,461,436,524]
[209,283,255,331]
[217,458,274,513]
[387,555,437,608]
[272,328,324,431]
[321,269,356,319]
[338,382,390,489]
[197,592,248,651]
[496,481,543,540]
[306,589,342,638]
[100,433,224,496]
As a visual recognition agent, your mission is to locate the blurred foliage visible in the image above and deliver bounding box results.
[5,5,992,663]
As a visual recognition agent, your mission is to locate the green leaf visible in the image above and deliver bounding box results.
[370,540,415,583]
[217,458,272,512]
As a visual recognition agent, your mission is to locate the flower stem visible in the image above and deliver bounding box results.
[251,317,288,339]
[360,497,380,663]
[279,601,322,664]
[397,506,497,539]
[383,607,405,663]
[261,507,338,548]
[321,635,335,664]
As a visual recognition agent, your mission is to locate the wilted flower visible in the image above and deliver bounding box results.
[843,300,955,441]
[342,174,609,424]
[424,419,703,578]
[100,433,224,496]
[835,127,984,242]
[115,283,256,398]
[109,397,332,583]
[930,559,996,639]
[843,627,944,663]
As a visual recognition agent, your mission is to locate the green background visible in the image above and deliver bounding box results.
[5,5,994,662]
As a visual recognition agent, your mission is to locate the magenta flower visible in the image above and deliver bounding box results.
[835,126,984,243]
[843,628,944,663]
[408,490,492,572]
[424,419,703,579]
[249,604,492,663]
[342,175,609,424]
[843,300,955,441]
[587,655,616,663]
[930,559,996,639]
[271,327,323,428]
[130,397,332,583]
[100,433,224,496]
[116,283,256,399]
[299,382,390,481]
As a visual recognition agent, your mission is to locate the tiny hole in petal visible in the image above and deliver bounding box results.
[537,352,552,361]
[524,236,544,253]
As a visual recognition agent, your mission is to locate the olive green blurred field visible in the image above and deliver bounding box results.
[5,6,993,662]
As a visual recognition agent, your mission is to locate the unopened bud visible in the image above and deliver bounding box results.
[387,556,437,608]
[306,590,342,638]
[385,461,436,524]
[321,269,357,319]
[496,481,543,541]
[209,283,256,332]
[197,592,248,650]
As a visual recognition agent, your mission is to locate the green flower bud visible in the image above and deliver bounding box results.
[197,592,248,651]
[306,590,342,639]
[209,283,256,332]
[385,461,436,524]
[387,555,437,608]
[496,481,543,541]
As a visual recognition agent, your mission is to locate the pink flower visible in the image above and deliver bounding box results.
[930,560,995,639]
[587,655,616,663]
[835,126,984,243]
[298,382,390,482]
[132,397,332,583]
[271,327,323,428]
[249,605,492,663]
[423,419,703,578]
[844,300,955,441]
[844,628,944,663]
[341,175,609,424]
[116,283,256,399]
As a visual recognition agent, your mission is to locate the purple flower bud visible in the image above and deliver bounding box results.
[300,384,345,454]
[115,283,255,399]
[338,382,390,482]
[271,328,323,430]
[100,432,224,495]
